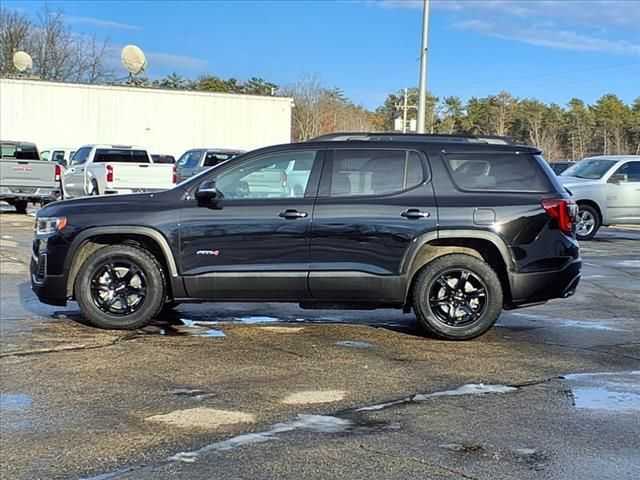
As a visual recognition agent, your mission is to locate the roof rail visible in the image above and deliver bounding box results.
[308,132,516,145]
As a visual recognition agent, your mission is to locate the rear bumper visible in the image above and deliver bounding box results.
[103,188,168,195]
[1,186,60,202]
[508,258,581,307]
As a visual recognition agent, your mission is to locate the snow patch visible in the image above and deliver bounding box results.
[146,408,254,429]
[282,390,346,405]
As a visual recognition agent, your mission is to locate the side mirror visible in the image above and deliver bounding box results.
[195,180,223,208]
[58,159,68,168]
[608,173,627,184]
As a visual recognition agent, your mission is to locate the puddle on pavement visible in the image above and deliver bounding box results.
[88,413,396,477]
[167,388,215,400]
[0,393,32,410]
[564,370,639,412]
[506,313,624,331]
[357,383,518,412]
[140,318,226,338]
[614,260,640,268]
[335,340,377,349]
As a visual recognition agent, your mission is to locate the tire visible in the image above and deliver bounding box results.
[75,244,166,329]
[575,204,600,241]
[90,180,100,196]
[412,254,503,340]
[13,200,28,214]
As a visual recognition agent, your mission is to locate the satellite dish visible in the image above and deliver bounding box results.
[13,51,33,72]
[121,45,147,75]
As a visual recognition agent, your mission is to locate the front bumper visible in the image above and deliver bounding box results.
[508,258,581,306]
[30,253,68,306]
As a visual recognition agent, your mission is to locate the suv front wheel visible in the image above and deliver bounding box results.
[412,254,503,340]
[75,244,166,329]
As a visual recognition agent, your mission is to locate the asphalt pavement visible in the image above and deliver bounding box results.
[1,204,638,480]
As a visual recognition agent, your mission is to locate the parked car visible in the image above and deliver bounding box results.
[559,155,640,240]
[151,154,176,164]
[0,140,61,213]
[175,148,245,183]
[40,148,76,164]
[60,145,176,198]
[550,160,575,175]
[31,133,581,340]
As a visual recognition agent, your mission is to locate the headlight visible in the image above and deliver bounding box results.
[36,217,67,235]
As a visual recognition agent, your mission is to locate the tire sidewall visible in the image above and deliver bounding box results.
[76,245,165,329]
[576,204,600,241]
[413,254,503,340]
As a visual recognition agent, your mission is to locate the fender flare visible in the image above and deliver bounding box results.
[400,229,515,275]
[64,226,179,277]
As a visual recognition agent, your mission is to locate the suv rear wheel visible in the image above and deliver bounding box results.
[412,254,503,340]
[75,244,166,329]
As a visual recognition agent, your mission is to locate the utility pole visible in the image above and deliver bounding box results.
[402,88,408,133]
[416,0,430,133]
[394,89,417,133]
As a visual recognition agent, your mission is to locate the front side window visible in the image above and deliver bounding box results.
[70,147,91,165]
[329,149,424,197]
[52,151,66,162]
[444,153,550,192]
[215,150,317,199]
[612,161,640,183]
[562,159,617,180]
[177,150,202,169]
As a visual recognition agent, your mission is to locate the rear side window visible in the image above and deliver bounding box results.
[444,153,550,192]
[330,149,424,197]
[203,152,233,167]
[94,149,149,163]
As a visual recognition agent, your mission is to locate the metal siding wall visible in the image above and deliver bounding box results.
[0,79,292,157]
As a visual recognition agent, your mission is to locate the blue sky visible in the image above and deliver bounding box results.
[5,0,640,109]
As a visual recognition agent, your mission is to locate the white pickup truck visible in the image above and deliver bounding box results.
[61,145,176,199]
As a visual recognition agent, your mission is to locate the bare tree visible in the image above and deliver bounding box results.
[281,74,333,141]
[0,4,112,82]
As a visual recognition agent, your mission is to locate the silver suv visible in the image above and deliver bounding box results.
[559,155,640,240]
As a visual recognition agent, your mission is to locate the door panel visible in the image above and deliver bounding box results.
[180,149,323,299]
[606,161,640,224]
[309,149,438,301]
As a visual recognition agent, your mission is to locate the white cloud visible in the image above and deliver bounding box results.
[64,15,141,31]
[380,0,640,56]
[454,19,640,56]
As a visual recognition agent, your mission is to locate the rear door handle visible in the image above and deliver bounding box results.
[401,209,431,219]
[279,209,308,219]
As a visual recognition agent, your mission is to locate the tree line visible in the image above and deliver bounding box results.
[1,4,638,159]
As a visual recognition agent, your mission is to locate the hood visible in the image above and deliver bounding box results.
[37,189,179,218]
[557,176,598,188]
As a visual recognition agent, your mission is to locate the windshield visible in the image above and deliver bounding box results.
[561,159,616,179]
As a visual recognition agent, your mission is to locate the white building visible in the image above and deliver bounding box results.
[0,78,292,158]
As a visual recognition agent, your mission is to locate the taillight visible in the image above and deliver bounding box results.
[172,165,177,184]
[282,171,288,187]
[541,198,577,235]
[54,164,61,182]
[106,164,114,183]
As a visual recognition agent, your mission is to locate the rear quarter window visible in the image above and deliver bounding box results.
[443,152,551,192]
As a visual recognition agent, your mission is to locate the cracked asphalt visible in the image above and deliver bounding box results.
[1,205,639,480]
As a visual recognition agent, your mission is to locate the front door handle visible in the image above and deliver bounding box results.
[401,209,431,219]
[279,209,308,219]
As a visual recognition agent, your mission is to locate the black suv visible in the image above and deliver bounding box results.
[31,133,581,340]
